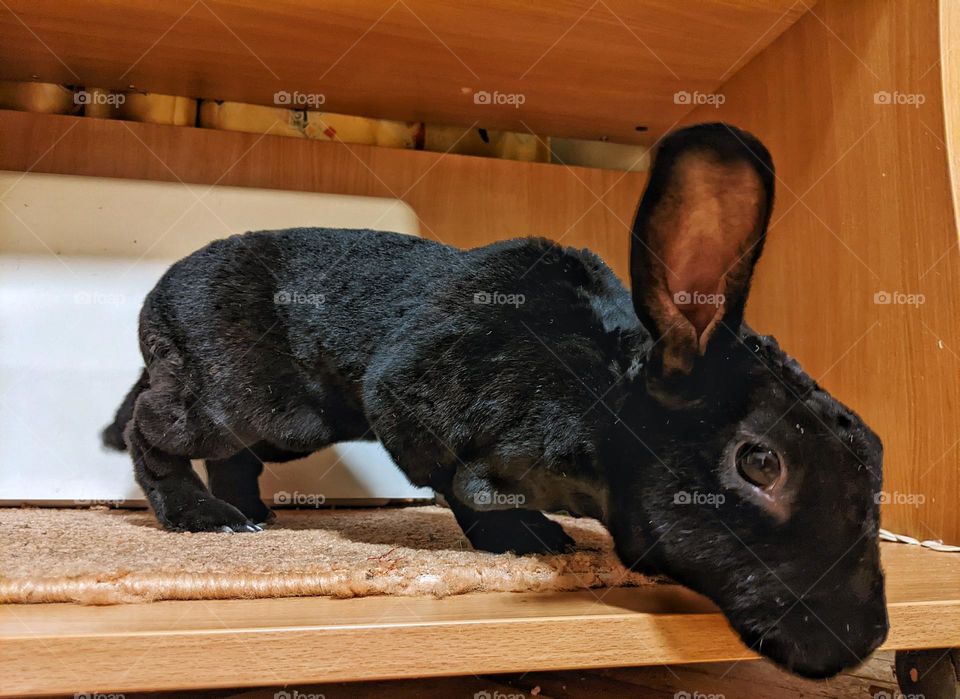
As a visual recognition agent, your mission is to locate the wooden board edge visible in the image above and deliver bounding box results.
[2,598,959,696]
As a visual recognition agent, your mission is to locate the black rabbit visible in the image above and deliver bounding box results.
[103,123,886,678]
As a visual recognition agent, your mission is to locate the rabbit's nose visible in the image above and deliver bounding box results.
[778,603,888,678]
[733,588,888,679]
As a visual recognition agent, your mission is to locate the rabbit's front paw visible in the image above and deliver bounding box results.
[512,516,576,555]
[467,509,575,555]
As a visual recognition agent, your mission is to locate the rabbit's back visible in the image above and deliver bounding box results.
[141,228,459,379]
[135,228,461,450]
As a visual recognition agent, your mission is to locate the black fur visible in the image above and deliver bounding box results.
[104,123,886,678]
[101,368,148,450]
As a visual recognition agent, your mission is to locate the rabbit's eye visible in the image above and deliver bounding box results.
[735,443,782,489]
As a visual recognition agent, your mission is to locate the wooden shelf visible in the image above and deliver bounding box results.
[0,108,646,280]
[0,0,807,143]
[0,4,958,697]
[1,543,958,696]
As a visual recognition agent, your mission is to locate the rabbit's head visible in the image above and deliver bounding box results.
[605,123,887,678]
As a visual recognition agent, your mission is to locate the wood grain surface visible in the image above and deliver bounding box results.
[0,109,647,281]
[0,1,808,144]
[685,0,960,544]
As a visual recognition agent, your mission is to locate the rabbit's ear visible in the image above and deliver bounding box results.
[631,123,775,380]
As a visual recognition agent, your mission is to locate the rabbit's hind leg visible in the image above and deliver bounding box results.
[206,449,271,525]
[126,386,260,533]
[206,443,312,525]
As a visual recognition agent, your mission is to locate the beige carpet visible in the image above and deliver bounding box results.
[0,506,653,605]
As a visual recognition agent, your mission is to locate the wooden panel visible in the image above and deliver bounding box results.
[129,651,904,699]
[686,0,960,543]
[943,0,960,226]
[0,0,807,144]
[0,109,645,280]
[0,544,957,696]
